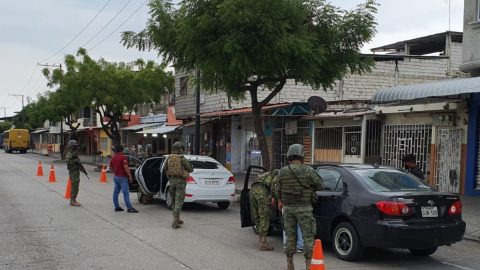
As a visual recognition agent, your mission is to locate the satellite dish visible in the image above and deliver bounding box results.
[307,96,327,114]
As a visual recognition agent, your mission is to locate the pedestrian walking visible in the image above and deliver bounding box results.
[276,144,325,270]
[138,144,154,205]
[250,169,279,251]
[283,224,304,252]
[165,141,193,229]
[109,145,139,213]
[65,140,86,207]
[402,154,425,181]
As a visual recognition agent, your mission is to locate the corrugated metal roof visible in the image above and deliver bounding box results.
[302,111,371,120]
[371,77,480,103]
[200,103,292,118]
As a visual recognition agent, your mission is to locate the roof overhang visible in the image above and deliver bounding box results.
[371,77,480,103]
[200,103,293,118]
[31,129,49,134]
[122,122,164,131]
[373,100,465,114]
[136,125,180,134]
[302,111,372,120]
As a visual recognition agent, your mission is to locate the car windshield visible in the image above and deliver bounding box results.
[352,169,434,192]
[190,160,221,170]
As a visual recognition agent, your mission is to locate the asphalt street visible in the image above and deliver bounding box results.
[1,152,480,270]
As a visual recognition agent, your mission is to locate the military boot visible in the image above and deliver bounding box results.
[70,198,81,206]
[287,258,294,270]
[305,260,311,270]
[172,217,181,229]
[258,236,274,251]
[177,217,184,225]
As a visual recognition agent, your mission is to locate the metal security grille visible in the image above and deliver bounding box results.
[314,127,342,163]
[366,120,382,158]
[272,116,309,169]
[433,129,462,193]
[344,126,361,155]
[383,124,432,173]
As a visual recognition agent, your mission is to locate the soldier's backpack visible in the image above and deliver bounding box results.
[166,154,186,179]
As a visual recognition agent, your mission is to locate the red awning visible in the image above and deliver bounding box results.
[201,103,292,118]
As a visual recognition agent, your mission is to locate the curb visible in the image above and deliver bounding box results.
[463,234,480,242]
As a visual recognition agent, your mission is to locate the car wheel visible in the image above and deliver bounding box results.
[332,222,364,261]
[165,187,173,210]
[252,224,274,236]
[409,247,438,256]
[217,202,230,209]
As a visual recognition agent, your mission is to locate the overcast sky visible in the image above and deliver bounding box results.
[0,0,464,117]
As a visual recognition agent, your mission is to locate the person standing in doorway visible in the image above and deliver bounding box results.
[402,154,426,181]
[109,145,139,213]
[165,142,193,229]
[276,144,325,270]
[65,140,85,206]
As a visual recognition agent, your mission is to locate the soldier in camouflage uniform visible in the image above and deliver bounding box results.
[165,141,193,229]
[276,144,324,270]
[138,144,154,205]
[250,169,279,251]
[65,140,86,207]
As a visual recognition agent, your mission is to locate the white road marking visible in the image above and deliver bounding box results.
[441,262,476,270]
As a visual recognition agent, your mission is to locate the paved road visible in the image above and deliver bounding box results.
[1,152,480,270]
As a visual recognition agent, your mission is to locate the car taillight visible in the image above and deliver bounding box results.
[227,176,235,184]
[449,201,462,215]
[376,201,411,216]
[186,176,196,184]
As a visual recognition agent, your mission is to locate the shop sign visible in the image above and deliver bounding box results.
[285,121,297,135]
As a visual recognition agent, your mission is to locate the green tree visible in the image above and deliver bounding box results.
[121,0,378,169]
[12,103,42,131]
[0,122,12,134]
[43,48,175,146]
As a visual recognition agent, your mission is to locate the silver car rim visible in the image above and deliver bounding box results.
[166,189,172,207]
[335,228,353,256]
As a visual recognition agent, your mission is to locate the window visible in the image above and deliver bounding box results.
[190,160,221,169]
[353,169,434,192]
[101,138,108,151]
[317,168,343,191]
[180,76,189,96]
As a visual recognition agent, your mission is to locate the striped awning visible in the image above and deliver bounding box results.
[372,77,480,103]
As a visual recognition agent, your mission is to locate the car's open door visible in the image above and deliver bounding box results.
[136,157,164,195]
[125,155,143,193]
[241,165,267,228]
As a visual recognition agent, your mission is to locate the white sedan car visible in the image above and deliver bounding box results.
[135,155,235,209]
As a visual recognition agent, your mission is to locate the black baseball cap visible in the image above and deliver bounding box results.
[115,145,124,153]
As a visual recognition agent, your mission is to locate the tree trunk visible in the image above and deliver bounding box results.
[252,104,271,170]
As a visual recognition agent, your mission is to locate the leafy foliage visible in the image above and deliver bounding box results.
[0,122,12,134]
[121,0,378,169]
[43,48,175,145]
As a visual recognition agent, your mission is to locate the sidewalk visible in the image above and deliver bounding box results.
[30,149,480,242]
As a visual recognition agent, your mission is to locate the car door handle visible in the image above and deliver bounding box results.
[329,195,338,200]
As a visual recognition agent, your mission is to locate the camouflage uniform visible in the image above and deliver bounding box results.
[276,163,324,261]
[138,150,154,204]
[165,142,193,228]
[250,170,279,251]
[65,140,85,207]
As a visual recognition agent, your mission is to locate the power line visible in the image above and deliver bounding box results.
[89,0,148,51]
[38,0,112,64]
[81,0,132,49]
[17,65,37,96]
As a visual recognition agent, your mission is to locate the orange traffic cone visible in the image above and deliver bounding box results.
[63,177,71,199]
[47,164,57,182]
[311,239,325,270]
[99,166,108,183]
[36,161,44,176]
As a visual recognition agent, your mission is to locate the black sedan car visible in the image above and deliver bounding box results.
[240,164,466,261]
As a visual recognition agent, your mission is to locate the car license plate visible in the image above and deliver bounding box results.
[421,206,438,217]
[205,179,220,185]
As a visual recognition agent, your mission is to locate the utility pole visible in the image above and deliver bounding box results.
[37,63,64,156]
[9,94,24,110]
[195,69,201,155]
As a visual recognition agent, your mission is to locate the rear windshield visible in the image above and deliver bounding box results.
[352,169,434,192]
[190,160,221,170]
